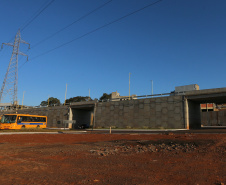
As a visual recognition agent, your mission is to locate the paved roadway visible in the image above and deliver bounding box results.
[86,127,226,134]
[0,127,225,135]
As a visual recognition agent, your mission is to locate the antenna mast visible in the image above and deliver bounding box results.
[0,29,30,105]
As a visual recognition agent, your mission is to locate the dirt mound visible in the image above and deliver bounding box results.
[90,140,199,156]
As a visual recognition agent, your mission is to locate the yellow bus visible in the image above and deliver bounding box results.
[0,114,47,129]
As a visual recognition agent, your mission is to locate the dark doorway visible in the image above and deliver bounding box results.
[71,106,94,129]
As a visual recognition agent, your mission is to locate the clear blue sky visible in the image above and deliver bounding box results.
[0,0,226,106]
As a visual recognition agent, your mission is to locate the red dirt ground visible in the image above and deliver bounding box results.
[0,133,225,185]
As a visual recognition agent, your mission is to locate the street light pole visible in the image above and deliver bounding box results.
[89,88,90,99]
[21,91,25,110]
[129,73,131,100]
[64,83,67,106]
[151,80,153,96]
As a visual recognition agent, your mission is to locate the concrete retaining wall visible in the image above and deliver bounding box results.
[0,106,69,128]
[95,96,185,129]
[0,96,186,129]
[201,110,226,126]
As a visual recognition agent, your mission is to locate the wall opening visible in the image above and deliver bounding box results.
[186,93,226,129]
[187,100,202,129]
[71,106,94,129]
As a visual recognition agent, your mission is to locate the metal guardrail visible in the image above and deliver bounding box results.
[101,91,187,102]
[108,92,172,102]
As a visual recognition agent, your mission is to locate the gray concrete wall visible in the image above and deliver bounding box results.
[94,96,185,129]
[0,96,187,129]
[0,106,69,128]
[201,110,226,126]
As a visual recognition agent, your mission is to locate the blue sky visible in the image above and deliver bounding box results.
[0,0,226,106]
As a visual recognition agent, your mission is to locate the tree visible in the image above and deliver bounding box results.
[66,96,92,104]
[40,97,61,106]
[99,93,111,102]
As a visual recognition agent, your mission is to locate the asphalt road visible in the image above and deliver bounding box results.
[0,127,225,135]
[85,127,226,134]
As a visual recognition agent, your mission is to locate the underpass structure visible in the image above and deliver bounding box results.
[183,87,226,129]
[1,87,226,130]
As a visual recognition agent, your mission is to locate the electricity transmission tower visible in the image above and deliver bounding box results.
[0,29,30,105]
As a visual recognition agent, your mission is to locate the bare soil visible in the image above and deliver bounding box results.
[0,133,225,185]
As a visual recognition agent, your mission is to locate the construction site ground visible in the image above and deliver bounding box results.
[0,132,225,185]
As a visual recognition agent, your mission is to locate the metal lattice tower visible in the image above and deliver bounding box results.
[0,29,30,105]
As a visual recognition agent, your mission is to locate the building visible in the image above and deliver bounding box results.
[111,91,137,101]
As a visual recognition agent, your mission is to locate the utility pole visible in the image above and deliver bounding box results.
[151,80,153,96]
[64,83,67,105]
[89,88,90,99]
[21,91,25,110]
[0,29,30,105]
[129,72,131,100]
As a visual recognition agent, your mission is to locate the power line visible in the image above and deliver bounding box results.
[17,0,55,67]
[21,0,55,32]
[18,0,112,69]
[32,0,113,49]
[1,0,55,54]
[19,0,50,31]
[29,0,163,62]
[1,0,55,82]
[0,34,17,53]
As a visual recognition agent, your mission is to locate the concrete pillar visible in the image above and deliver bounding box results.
[184,98,189,129]
[69,108,73,120]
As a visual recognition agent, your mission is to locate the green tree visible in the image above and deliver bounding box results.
[99,93,111,102]
[66,96,92,103]
[40,97,61,106]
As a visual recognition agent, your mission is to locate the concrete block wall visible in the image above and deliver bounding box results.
[201,110,226,126]
[1,96,186,129]
[1,106,69,128]
[95,96,185,129]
